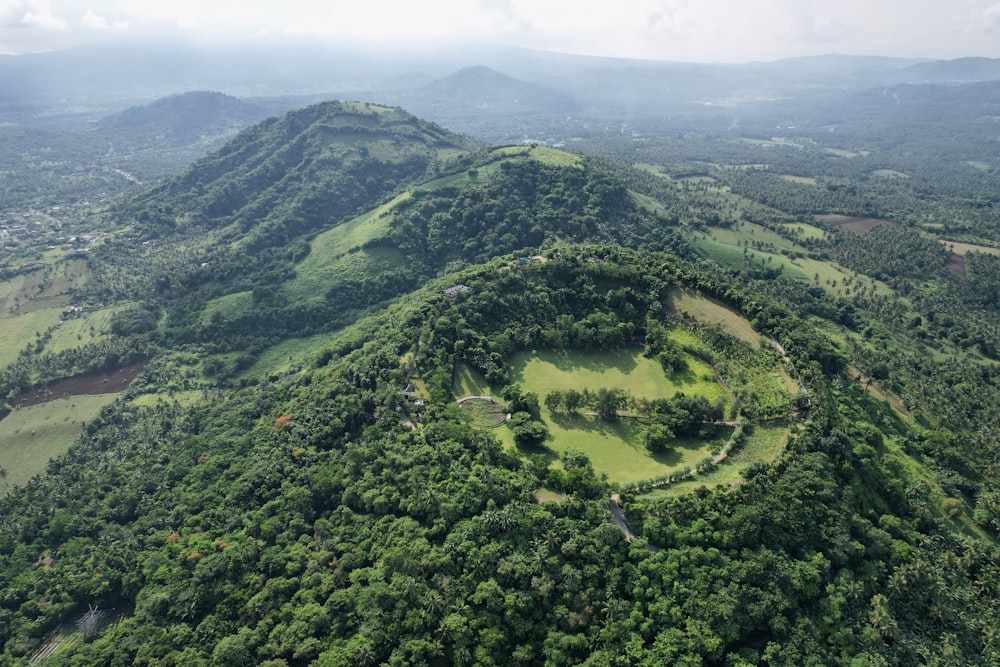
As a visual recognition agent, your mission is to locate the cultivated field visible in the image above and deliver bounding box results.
[816,214,901,234]
[939,240,1000,257]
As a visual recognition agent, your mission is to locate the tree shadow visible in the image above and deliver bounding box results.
[514,439,558,464]
[529,348,642,375]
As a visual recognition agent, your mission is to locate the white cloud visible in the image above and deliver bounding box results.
[80,9,105,28]
[3,0,1000,60]
[20,0,65,29]
[983,3,1000,34]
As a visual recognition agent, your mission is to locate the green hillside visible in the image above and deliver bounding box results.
[0,98,999,666]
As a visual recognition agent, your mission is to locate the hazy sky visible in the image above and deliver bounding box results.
[3,0,1000,61]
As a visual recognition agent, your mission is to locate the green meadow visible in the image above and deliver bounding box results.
[506,349,730,483]
[0,394,117,493]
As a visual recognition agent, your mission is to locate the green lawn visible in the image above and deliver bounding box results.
[508,349,729,483]
[782,222,827,241]
[0,394,118,493]
[643,421,791,498]
[453,363,492,397]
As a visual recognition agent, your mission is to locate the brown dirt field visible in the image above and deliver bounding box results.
[14,362,146,408]
[947,253,967,278]
[816,214,902,234]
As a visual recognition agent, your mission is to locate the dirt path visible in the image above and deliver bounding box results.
[609,494,660,553]
[456,395,493,404]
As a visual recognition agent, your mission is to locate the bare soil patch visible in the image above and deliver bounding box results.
[947,253,967,278]
[816,214,901,234]
[14,362,146,408]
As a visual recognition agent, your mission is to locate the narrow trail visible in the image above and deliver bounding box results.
[610,495,661,553]
[456,395,493,404]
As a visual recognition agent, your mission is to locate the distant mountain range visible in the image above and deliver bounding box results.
[3,40,1000,115]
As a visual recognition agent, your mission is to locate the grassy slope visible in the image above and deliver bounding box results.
[667,287,762,347]
[46,304,129,354]
[0,394,118,492]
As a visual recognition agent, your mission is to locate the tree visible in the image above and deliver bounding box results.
[509,411,548,447]
[545,391,564,413]
[563,389,583,413]
[643,424,675,454]
[594,388,629,421]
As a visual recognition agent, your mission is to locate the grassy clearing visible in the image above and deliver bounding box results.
[693,234,809,281]
[0,394,117,493]
[508,349,729,483]
[740,138,803,149]
[287,246,407,305]
[824,147,860,158]
[308,192,407,256]
[453,363,492,397]
[276,188,418,305]
[0,270,51,311]
[643,421,791,497]
[0,307,64,368]
[708,222,802,252]
[240,333,333,379]
[200,291,253,326]
[667,287,761,348]
[964,160,991,171]
[46,304,129,355]
[541,411,727,483]
[490,145,583,168]
[871,169,909,179]
[780,175,817,185]
[129,390,208,410]
[634,163,670,177]
[939,240,1000,257]
[533,488,568,503]
[782,222,827,240]
[512,349,723,404]
[415,162,503,191]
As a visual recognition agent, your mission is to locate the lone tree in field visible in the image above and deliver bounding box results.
[595,388,629,421]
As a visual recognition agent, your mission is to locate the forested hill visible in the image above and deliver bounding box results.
[1,99,1000,666]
